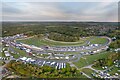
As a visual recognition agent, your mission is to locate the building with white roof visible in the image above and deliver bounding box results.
[4,51,11,57]
[20,57,27,61]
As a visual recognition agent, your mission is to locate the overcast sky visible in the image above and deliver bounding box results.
[1,1,119,22]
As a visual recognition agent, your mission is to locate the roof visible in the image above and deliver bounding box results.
[20,57,27,61]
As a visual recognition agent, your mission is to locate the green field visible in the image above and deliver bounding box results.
[81,68,95,77]
[12,47,26,56]
[17,36,90,46]
[0,52,6,57]
[90,37,108,44]
[73,51,114,68]
[92,65,104,70]
[78,74,88,78]
[17,36,108,47]
[10,47,27,58]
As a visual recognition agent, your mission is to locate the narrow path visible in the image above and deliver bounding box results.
[81,64,101,73]
[68,62,92,79]
[81,63,115,74]
[82,72,92,79]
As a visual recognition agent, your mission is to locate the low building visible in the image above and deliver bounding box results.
[4,51,11,57]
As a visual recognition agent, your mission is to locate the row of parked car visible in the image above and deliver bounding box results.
[18,57,66,69]
[48,44,102,52]
[0,57,9,60]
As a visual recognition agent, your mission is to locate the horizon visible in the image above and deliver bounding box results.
[1,20,119,23]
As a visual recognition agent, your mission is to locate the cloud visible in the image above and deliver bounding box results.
[2,2,118,22]
[2,0,119,2]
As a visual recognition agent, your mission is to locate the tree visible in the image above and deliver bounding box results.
[109,40,120,48]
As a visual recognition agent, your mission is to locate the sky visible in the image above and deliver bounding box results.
[1,0,119,22]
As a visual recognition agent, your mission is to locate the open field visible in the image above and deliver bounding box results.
[74,58,88,68]
[92,65,105,70]
[12,47,26,56]
[17,36,108,47]
[0,52,6,57]
[17,36,90,46]
[73,51,114,68]
[9,47,27,59]
[90,37,108,44]
[81,68,95,77]
[78,74,88,78]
